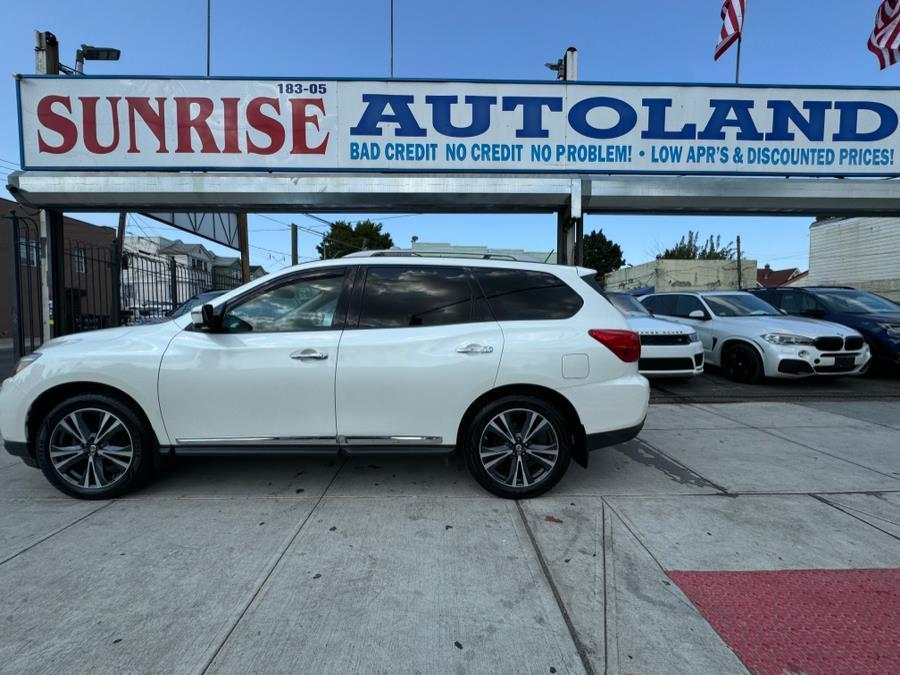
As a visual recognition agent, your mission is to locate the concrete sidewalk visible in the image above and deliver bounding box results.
[1,401,898,674]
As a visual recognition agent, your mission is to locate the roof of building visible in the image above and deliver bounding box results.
[757,264,803,288]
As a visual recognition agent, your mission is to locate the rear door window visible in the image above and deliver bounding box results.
[473,268,583,320]
[642,295,677,315]
[358,266,476,328]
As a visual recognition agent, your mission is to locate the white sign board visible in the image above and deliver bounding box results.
[16,76,900,177]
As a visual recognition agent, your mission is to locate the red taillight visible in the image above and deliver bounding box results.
[588,329,641,363]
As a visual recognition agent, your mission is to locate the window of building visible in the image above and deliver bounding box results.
[18,240,39,267]
[75,248,86,274]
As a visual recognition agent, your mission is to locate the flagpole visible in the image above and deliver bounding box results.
[735,35,742,84]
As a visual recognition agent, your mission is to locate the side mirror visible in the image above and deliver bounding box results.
[190,303,218,330]
[688,309,709,320]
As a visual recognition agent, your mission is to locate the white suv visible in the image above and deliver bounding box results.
[1,253,649,500]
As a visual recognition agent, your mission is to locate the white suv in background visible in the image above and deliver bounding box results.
[602,291,704,379]
[1,253,649,500]
[639,291,870,383]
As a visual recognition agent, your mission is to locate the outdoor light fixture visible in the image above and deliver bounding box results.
[75,44,121,73]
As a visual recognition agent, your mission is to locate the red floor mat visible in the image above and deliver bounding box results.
[669,569,900,675]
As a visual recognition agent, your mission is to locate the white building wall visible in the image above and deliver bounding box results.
[799,218,900,300]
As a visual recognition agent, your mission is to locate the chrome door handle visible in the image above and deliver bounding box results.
[291,349,328,360]
[456,344,494,354]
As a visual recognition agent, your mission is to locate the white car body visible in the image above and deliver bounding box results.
[639,291,870,380]
[1,255,649,498]
[626,315,705,378]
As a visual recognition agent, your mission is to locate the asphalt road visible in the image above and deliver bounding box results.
[651,366,900,404]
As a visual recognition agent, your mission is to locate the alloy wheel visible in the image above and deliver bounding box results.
[724,346,758,382]
[48,408,134,490]
[479,408,559,489]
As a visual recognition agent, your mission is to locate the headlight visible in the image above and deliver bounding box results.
[13,353,41,375]
[878,323,900,338]
[762,333,815,346]
[687,331,701,343]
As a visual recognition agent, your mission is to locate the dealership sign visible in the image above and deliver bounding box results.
[15,76,900,176]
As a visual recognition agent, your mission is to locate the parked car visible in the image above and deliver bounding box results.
[750,287,900,371]
[639,291,870,383]
[601,291,704,378]
[0,253,649,500]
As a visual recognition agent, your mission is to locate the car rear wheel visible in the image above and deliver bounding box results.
[721,343,764,384]
[464,395,572,499]
[36,394,153,499]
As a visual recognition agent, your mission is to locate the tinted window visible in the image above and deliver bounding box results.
[475,269,583,321]
[359,266,475,328]
[222,272,345,332]
[641,295,677,315]
[604,292,650,316]
[673,295,707,318]
[778,291,821,314]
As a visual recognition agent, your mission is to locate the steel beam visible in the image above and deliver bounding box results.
[6,171,900,217]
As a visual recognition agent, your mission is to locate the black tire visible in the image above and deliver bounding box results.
[720,343,765,384]
[464,395,572,499]
[36,393,154,499]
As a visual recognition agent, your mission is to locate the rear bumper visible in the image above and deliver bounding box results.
[3,440,36,467]
[585,418,645,452]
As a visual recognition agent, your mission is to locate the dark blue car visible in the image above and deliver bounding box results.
[751,287,900,370]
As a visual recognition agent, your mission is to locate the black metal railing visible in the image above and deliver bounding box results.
[5,210,245,374]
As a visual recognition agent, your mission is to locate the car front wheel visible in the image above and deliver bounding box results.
[36,394,153,499]
[721,343,764,384]
[464,395,572,499]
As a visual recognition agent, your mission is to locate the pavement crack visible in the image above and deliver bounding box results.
[0,500,114,567]
[811,494,900,542]
[198,458,348,674]
[635,436,731,495]
[515,500,595,675]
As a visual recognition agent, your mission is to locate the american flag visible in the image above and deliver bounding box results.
[715,0,747,61]
[868,0,900,69]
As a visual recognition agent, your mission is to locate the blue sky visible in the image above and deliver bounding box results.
[2,0,897,270]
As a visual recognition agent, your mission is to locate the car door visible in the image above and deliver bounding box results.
[672,295,716,358]
[335,264,503,451]
[158,267,351,448]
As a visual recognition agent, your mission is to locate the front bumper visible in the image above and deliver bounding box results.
[761,342,871,378]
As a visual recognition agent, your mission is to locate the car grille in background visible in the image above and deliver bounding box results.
[639,357,696,371]
[640,334,691,346]
[814,337,844,351]
[694,353,704,367]
[844,336,865,351]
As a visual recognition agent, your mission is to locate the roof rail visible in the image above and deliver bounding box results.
[342,248,545,263]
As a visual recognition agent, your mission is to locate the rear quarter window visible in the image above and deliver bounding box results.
[473,268,583,321]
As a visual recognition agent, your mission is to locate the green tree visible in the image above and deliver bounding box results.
[316,219,394,259]
[582,229,625,281]
[660,230,735,260]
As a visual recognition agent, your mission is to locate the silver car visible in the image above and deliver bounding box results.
[639,291,871,383]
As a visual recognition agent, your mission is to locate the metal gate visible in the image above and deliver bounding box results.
[5,210,244,375]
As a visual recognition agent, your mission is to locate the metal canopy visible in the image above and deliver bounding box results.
[6,171,900,217]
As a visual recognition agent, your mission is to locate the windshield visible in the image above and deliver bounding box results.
[813,290,900,314]
[704,294,780,317]
[604,292,651,316]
